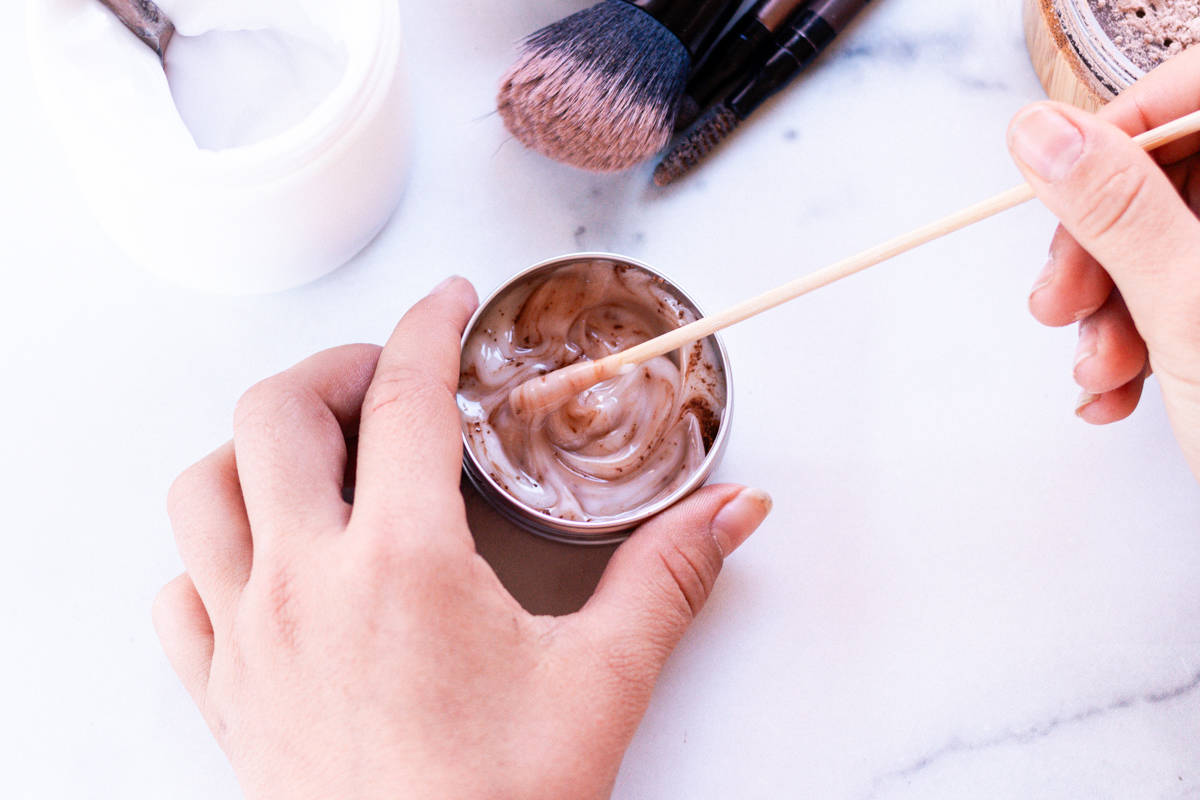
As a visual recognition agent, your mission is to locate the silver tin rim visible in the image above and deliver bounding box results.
[459,252,735,546]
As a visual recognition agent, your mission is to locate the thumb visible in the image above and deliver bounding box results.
[572,485,771,690]
[1007,102,1200,371]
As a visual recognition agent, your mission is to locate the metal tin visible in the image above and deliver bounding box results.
[458,252,735,546]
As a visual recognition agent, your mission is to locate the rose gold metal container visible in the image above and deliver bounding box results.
[458,252,735,546]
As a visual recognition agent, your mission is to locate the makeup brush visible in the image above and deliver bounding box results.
[98,0,175,62]
[509,109,1200,417]
[655,0,870,186]
[676,0,810,131]
[497,0,742,173]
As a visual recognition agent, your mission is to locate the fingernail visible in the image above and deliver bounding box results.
[433,275,462,293]
[1075,391,1100,418]
[1010,106,1084,183]
[1030,258,1056,298]
[1074,319,1099,372]
[711,488,772,556]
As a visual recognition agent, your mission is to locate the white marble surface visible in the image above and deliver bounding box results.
[6,0,1200,797]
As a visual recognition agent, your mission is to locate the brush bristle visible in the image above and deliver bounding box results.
[653,104,739,186]
[497,0,690,172]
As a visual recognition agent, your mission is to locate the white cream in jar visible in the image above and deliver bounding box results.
[165,25,347,151]
[26,0,409,294]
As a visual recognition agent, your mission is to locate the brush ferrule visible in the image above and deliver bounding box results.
[623,0,742,57]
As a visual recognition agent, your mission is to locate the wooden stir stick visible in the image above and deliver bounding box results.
[509,109,1200,417]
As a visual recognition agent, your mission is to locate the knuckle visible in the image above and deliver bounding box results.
[245,562,303,649]
[1076,165,1150,243]
[1154,349,1200,393]
[266,572,298,646]
[656,538,723,620]
[151,578,183,625]
[354,523,463,582]
[331,342,383,366]
[234,376,304,431]
[364,366,452,419]
[233,377,329,442]
[338,542,467,625]
[167,462,211,521]
[354,529,418,575]
[232,377,281,429]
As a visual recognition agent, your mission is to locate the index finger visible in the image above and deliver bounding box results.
[351,276,478,539]
[1100,46,1200,164]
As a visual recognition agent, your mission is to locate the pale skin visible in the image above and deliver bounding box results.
[154,274,772,800]
[156,50,1200,800]
[1008,46,1200,481]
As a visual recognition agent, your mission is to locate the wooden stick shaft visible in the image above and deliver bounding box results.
[618,183,1034,367]
[612,108,1200,371]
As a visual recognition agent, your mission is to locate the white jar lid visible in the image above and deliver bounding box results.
[27,0,410,294]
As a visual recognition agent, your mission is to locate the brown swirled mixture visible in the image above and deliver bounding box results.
[457,261,726,522]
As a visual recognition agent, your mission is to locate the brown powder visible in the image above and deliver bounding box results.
[1089,0,1200,71]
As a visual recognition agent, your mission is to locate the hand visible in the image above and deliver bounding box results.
[1007,47,1200,482]
[153,277,771,800]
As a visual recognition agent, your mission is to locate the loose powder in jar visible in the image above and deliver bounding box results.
[457,261,727,523]
[1089,1,1200,71]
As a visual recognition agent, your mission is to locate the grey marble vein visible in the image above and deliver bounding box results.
[861,668,1200,799]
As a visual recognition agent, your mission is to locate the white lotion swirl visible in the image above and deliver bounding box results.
[458,261,726,522]
[166,27,347,151]
[28,0,409,294]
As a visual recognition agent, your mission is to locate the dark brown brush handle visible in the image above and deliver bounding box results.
[97,0,176,61]
[625,0,742,57]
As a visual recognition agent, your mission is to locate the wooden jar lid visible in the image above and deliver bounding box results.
[1024,0,1108,111]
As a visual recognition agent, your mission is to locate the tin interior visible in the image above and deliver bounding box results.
[458,252,734,545]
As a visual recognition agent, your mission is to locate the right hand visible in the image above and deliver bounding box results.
[1006,47,1200,482]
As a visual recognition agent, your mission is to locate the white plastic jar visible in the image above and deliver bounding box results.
[27,0,409,294]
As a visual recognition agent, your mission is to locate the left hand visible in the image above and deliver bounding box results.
[153,276,771,800]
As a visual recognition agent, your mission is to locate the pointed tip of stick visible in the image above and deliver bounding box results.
[508,360,613,419]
